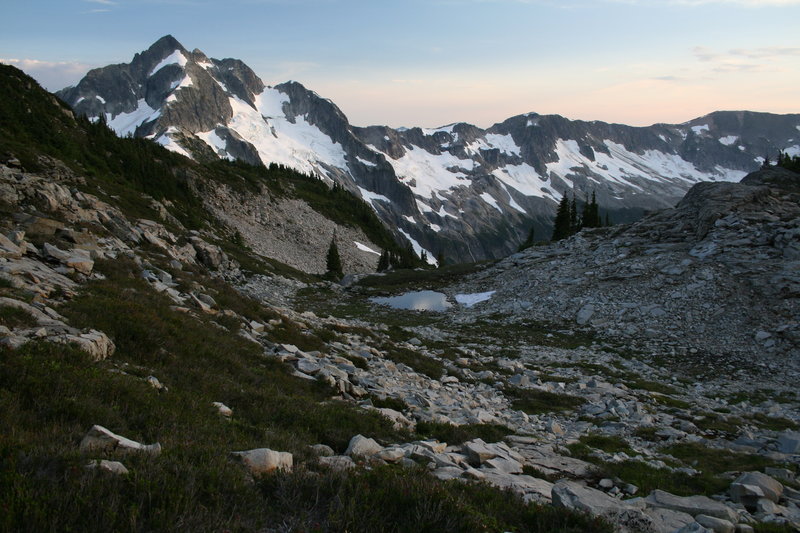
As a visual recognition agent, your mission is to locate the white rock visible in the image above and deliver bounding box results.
[85,459,129,475]
[79,425,161,456]
[345,434,383,457]
[212,402,233,417]
[230,448,292,476]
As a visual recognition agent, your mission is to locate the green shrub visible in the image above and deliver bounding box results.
[504,387,585,415]
[415,422,514,446]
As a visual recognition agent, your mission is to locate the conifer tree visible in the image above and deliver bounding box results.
[436,251,446,268]
[569,195,578,233]
[377,250,390,272]
[518,226,535,251]
[551,194,571,241]
[326,235,342,277]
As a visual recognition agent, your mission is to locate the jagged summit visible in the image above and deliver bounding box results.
[57,36,800,263]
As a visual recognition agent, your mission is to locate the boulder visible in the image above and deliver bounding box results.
[345,434,383,457]
[230,448,292,476]
[730,471,783,506]
[552,481,653,532]
[643,507,696,533]
[309,444,335,457]
[319,455,356,470]
[212,402,233,417]
[79,425,161,456]
[376,447,406,463]
[56,329,115,361]
[576,304,595,325]
[695,514,735,533]
[777,431,800,454]
[676,523,713,533]
[0,233,23,259]
[85,459,129,476]
[644,490,739,523]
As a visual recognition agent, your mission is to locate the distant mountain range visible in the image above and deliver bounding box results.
[57,35,800,263]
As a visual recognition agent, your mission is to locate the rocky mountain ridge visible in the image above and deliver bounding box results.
[57,35,800,263]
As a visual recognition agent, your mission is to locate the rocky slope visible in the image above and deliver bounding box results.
[57,35,800,263]
[447,167,800,363]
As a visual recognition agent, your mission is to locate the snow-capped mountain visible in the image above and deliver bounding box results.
[57,35,800,263]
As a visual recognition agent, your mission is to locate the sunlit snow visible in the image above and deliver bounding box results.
[354,241,380,255]
[356,156,377,167]
[492,163,551,199]
[480,192,502,213]
[719,135,738,146]
[218,89,348,179]
[197,129,234,160]
[498,182,527,213]
[357,186,391,209]
[455,291,495,307]
[691,124,710,135]
[95,95,106,104]
[545,139,745,188]
[384,146,473,198]
[155,129,192,158]
[149,50,188,77]
[106,99,160,137]
[468,133,521,157]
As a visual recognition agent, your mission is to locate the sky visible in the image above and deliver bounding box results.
[1,0,799,128]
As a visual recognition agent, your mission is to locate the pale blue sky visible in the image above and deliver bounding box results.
[2,0,798,127]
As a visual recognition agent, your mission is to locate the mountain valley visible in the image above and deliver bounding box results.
[1,50,799,533]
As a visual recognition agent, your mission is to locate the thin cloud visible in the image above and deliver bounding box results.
[0,58,94,91]
[84,0,117,4]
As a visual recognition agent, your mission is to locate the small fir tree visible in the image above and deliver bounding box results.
[518,226,535,251]
[377,250,390,272]
[326,235,342,277]
[551,194,572,241]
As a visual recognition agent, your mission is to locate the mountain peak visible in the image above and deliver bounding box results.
[148,34,186,55]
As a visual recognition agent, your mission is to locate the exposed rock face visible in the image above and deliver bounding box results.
[57,36,800,263]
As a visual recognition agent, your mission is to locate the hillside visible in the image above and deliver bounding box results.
[57,35,800,263]
[2,66,800,533]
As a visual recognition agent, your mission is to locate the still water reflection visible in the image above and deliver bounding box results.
[370,290,452,311]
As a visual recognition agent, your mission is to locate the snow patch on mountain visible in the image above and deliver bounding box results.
[480,192,503,213]
[785,145,800,157]
[498,182,527,214]
[223,91,348,179]
[385,146,473,198]
[155,128,191,158]
[197,129,234,160]
[354,241,380,255]
[691,124,710,135]
[106,99,160,137]
[719,135,738,146]
[398,229,437,266]
[492,163,552,199]
[149,50,187,77]
[469,133,521,156]
[358,186,391,209]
